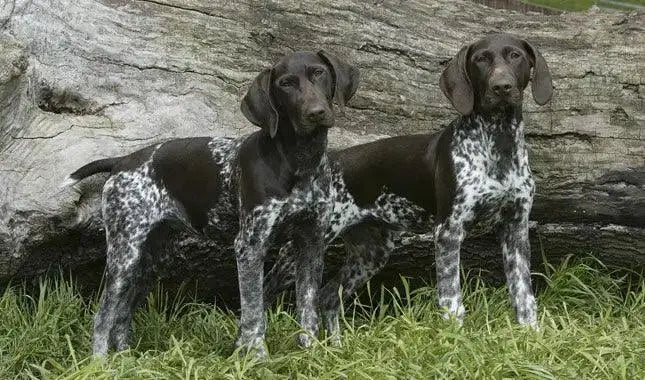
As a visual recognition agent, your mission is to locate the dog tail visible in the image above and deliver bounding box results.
[60,158,117,188]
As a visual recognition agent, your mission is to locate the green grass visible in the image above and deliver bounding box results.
[522,0,645,11]
[1,257,643,379]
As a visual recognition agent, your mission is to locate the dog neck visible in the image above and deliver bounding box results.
[273,121,329,178]
[471,104,523,126]
[457,104,527,171]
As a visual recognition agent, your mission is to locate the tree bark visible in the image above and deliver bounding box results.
[0,0,643,302]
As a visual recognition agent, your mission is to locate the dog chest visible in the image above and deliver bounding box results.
[451,118,534,226]
[274,160,368,244]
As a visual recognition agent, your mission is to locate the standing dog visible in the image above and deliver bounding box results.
[64,51,364,356]
[265,33,553,337]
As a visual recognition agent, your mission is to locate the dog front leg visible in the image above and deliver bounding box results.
[434,220,466,324]
[234,233,268,357]
[498,214,538,329]
[292,222,325,348]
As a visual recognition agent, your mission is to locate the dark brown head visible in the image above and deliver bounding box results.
[440,33,553,115]
[241,51,360,138]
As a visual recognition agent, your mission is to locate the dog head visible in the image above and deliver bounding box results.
[440,33,553,115]
[241,51,360,138]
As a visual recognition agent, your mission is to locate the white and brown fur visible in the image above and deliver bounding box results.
[264,33,554,338]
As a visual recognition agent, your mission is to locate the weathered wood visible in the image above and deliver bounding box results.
[0,0,643,299]
[473,0,562,14]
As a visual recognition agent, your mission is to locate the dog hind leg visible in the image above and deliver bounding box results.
[319,223,395,345]
[93,230,148,356]
[263,242,296,309]
[435,220,466,324]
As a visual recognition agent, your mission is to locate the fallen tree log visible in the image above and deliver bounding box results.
[0,0,643,303]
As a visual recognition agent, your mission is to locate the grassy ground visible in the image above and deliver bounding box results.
[522,0,645,11]
[1,257,643,379]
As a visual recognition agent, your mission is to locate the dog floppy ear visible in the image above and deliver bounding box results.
[440,44,474,115]
[317,50,360,112]
[241,68,279,138]
[522,40,553,105]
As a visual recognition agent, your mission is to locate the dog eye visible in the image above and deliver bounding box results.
[475,55,489,63]
[311,68,325,78]
[510,51,521,59]
[279,77,297,87]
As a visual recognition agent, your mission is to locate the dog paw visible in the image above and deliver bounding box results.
[322,309,342,347]
[440,304,465,326]
[297,332,315,348]
[235,337,269,359]
[518,318,540,331]
[328,333,342,347]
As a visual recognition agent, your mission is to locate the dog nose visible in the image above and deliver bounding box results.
[306,106,326,121]
[491,80,513,96]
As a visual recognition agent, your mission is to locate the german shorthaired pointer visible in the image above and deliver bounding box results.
[264,33,553,338]
[64,51,367,357]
